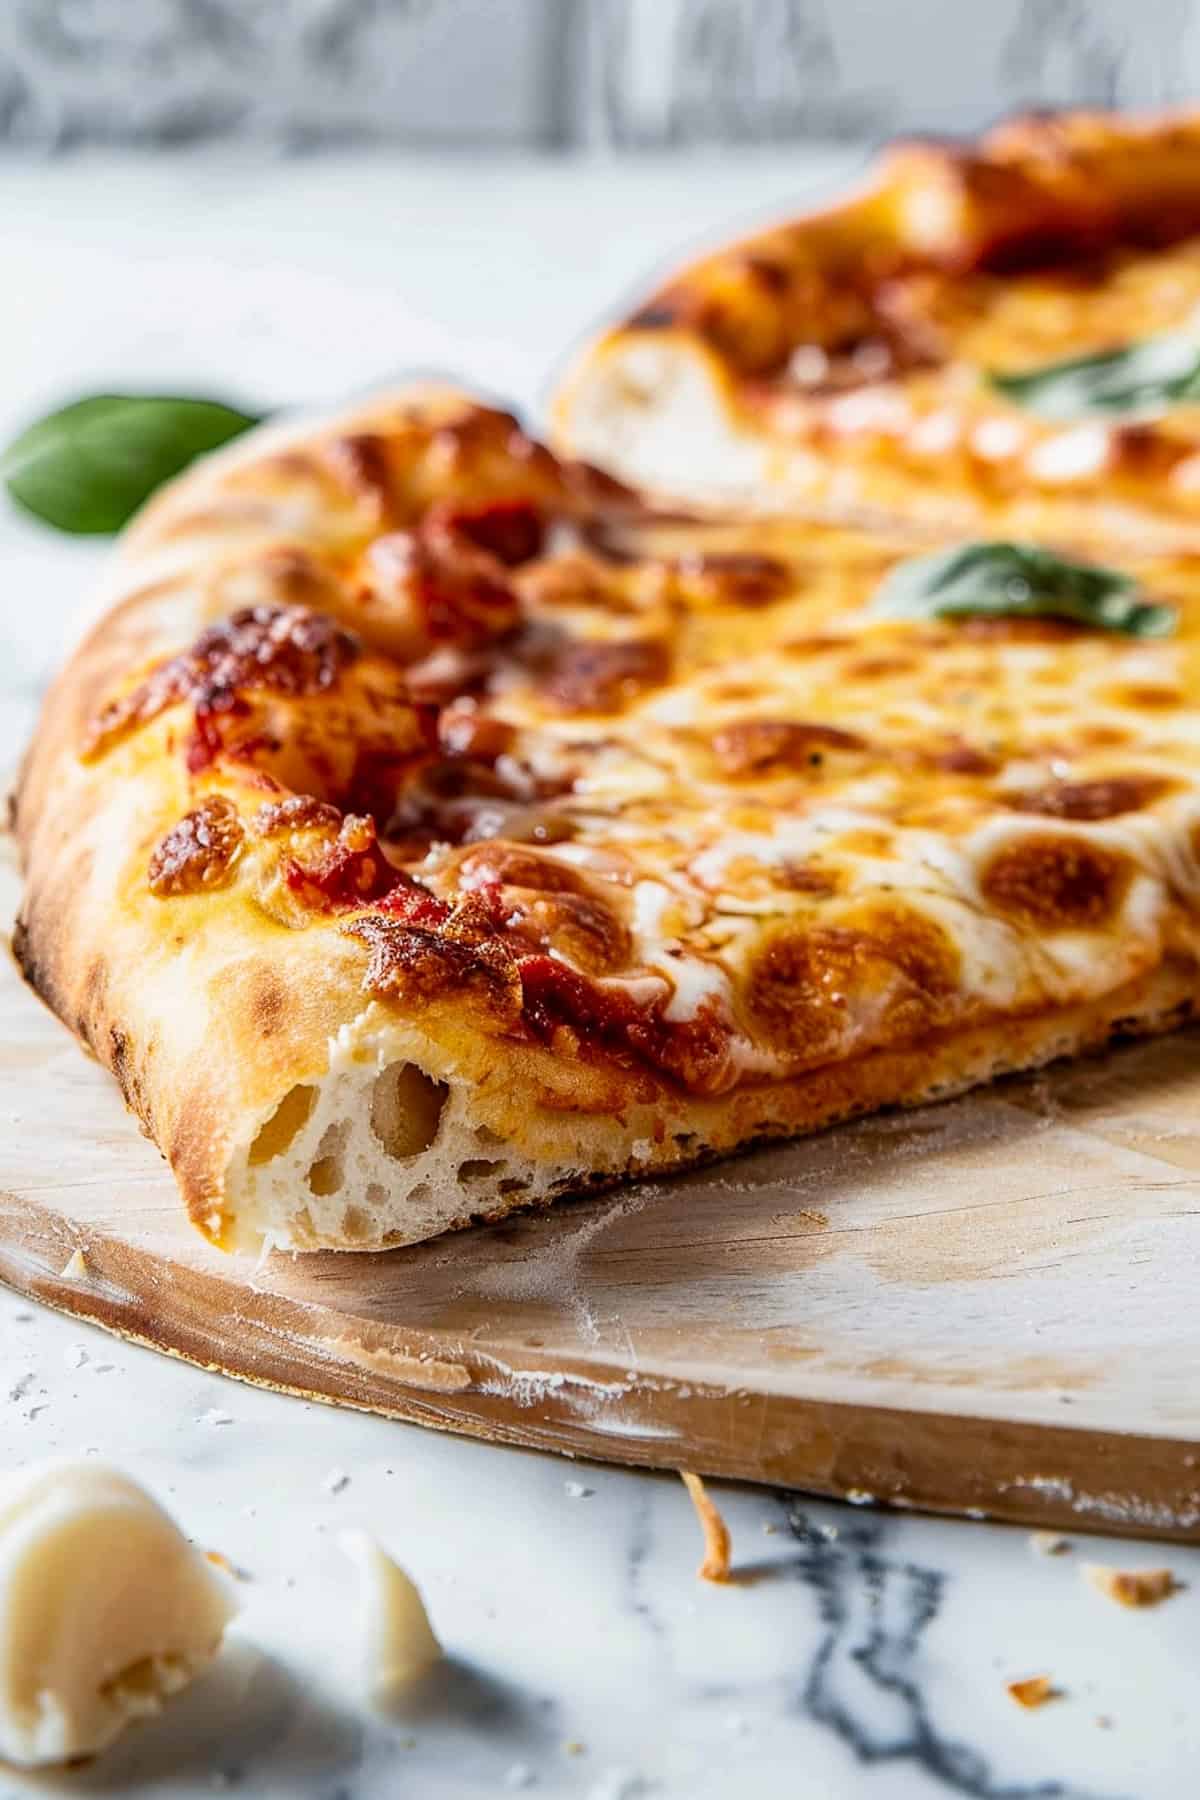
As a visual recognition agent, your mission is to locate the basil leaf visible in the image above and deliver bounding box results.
[989,332,1200,419]
[0,394,262,534]
[871,541,1175,637]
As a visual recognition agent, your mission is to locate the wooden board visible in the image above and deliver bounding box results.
[4,909,1200,1543]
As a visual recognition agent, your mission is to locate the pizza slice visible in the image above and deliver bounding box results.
[14,388,1200,1252]
[554,110,1200,548]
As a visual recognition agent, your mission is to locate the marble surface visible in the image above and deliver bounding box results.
[0,147,1198,1800]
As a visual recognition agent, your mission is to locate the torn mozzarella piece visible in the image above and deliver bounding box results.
[338,1528,442,1701]
[0,1460,235,1768]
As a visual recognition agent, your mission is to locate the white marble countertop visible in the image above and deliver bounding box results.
[0,147,1198,1800]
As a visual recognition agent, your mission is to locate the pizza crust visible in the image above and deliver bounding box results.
[14,384,1200,1253]
[553,109,1200,544]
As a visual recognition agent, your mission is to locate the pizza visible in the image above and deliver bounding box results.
[14,386,1200,1251]
[554,110,1200,548]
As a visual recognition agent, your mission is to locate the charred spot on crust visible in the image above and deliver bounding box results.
[108,1024,135,1104]
[248,967,287,1040]
[148,795,245,897]
[85,606,359,765]
[542,637,669,713]
[1005,775,1171,822]
[711,718,865,776]
[981,835,1131,928]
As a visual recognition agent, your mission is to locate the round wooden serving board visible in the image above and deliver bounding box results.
[3,880,1200,1540]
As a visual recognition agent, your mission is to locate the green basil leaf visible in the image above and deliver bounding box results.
[0,394,263,535]
[870,541,1175,637]
[989,332,1200,419]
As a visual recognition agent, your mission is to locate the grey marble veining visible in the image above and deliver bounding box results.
[5,1287,1200,1799]
[0,0,1198,152]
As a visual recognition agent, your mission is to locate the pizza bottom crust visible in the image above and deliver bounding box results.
[227,958,1198,1254]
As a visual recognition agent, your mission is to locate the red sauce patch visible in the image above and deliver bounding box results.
[363,526,519,653]
[980,835,1130,928]
[626,1001,734,1093]
[711,718,865,776]
[426,497,544,566]
[456,846,627,972]
[1005,775,1170,821]
[282,812,398,910]
[85,606,358,766]
[148,795,244,897]
[543,637,669,713]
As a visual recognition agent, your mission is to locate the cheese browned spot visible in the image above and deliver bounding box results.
[543,637,670,712]
[980,836,1131,929]
[748,905,961,1062]
[671,551,791,606]
[711,718,865,775]
[1005,775,1170,821]
[344,911,522,1024]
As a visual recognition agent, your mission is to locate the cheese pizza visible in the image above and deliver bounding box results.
[14,388,1200,1250]
[555,110,1200,547]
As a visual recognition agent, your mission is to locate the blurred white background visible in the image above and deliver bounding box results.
[0,0,1196,151]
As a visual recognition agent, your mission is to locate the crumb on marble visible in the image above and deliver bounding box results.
[205,1549,250,1581]
[680,1470,732,1584]
[564,1738,585,1755]
[564,1481,593,1499]
[1006,1674,1060,1709]
[1030,1530,1069,1556]
[1082,1563,1178,1608]
[322,1467,350,1495]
